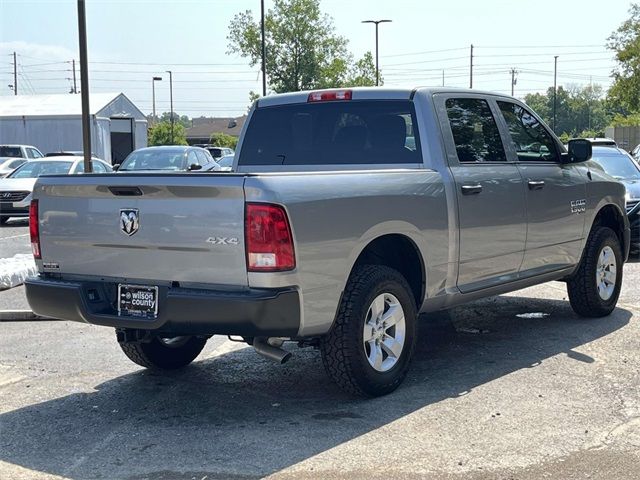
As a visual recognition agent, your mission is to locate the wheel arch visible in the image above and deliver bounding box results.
[588,202,628,257]
[344,230,427,310]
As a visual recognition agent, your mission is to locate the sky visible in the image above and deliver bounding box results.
[0,0,633,119]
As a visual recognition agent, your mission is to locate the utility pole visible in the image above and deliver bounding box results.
[77,0,92,172]
[469,44,474,89]
[72,59,77,93]
[553,55,558,133]
[152,76,162,126]
[362,19,392,86]
[12,52,17,95]
[166,70,174,143]
[260,0,267,97]
[510,68,517,97]
[442,69,445,87]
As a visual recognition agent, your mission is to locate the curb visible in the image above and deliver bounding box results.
[0,310,59,322]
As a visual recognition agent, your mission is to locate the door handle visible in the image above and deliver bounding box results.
[461,184,483,195]
[528,180,545,190]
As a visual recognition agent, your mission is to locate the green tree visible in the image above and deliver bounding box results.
[345,51,380,87]
[148,121,188,146]
[524,85,611,137]
[228,0,375,92]
[158,112,191,128]
[607,3,640,112]
[209,132,238,149]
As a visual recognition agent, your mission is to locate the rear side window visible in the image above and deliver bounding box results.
[0,146,23,158]
[445,98,506,163]
[238,100,422,165]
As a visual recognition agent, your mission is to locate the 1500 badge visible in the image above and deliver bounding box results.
[571,199,586,214]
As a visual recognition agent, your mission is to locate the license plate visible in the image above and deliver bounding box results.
[118,284,159,319]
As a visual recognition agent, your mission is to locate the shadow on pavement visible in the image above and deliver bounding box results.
[0,294,632,479]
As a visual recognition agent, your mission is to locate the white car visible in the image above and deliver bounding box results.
[0,144,44,177]
[0,156,112,225]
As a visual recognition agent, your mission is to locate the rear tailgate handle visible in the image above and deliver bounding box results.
[108,186,143,196]
[528,180,545,190]
[461,184,483,195]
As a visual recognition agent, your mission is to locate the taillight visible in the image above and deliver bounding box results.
[245,203,295,272]
[308,89,352,102]
[29,199,41,259]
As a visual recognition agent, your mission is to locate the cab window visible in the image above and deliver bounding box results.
[497,101,558,162]
[445,98,506,163]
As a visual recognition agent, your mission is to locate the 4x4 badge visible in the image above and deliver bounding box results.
[120,209,139,236]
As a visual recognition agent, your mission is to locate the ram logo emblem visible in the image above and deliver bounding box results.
[120,209,140,236]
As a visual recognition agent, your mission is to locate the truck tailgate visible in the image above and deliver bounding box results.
[34,174,248,287]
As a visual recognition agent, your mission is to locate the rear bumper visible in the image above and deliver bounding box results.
[25,276,301,337]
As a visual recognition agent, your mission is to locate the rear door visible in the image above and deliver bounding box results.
[34,174,248,287]
[436,95,527,292]
[496,100,587,274]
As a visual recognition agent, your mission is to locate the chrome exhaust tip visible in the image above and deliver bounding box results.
[253,337,292,364]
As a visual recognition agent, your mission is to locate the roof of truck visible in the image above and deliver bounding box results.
[256,86,514,108]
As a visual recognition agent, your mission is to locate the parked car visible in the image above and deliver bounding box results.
[204,146,234,160]
[585,137,617,147]
[589,146,640,258]
[0,145,44,177]
[44,151,97,157]
[631,143,640,164]
[25,87,630,397]
[0,156,112,225]
[217,154,234,171]
[0,158,28,178]
[115,146,221,172]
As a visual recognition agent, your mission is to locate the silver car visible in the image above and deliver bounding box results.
[0,144,44,177]
[115,146,221,173]
[0,156,112,225]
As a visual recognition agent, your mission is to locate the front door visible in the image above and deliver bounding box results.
[438,96,527,293]
[496,100,587,275]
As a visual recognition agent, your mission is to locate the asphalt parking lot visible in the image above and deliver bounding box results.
[0,256,638,479]
[0,218,30,258]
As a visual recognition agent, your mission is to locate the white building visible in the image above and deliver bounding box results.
[0,93,147,163]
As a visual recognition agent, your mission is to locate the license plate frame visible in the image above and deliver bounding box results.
[117,284,159,319]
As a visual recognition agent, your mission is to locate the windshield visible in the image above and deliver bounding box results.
[119,150,186,171]
[0,146,23,158]
[218,155,234,168]
[8,161,73,178]
[591,153,640,180]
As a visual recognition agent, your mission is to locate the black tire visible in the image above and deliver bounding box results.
[119,334,207,370]
[320,265,417,397]
[567,226,623,317]
[0,217,8,226]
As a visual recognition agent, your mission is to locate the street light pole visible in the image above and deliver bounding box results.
[77,0,92,172]
[362,19,392,86]
[166,70,174,144]
[152,76,162,126]
[261,0,267,96]
[553,55,558,133]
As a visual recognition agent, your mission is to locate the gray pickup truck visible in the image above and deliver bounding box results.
[25,88,630,397]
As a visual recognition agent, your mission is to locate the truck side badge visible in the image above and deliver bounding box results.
[120,209,140,236]
[570,199,586,214]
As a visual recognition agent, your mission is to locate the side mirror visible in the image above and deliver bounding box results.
[567,139,592,163]
[189,163,202,171]
[112,163,120,171]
